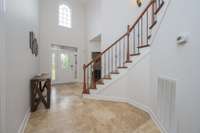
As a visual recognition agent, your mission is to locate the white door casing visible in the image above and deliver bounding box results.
[51,46,78,84]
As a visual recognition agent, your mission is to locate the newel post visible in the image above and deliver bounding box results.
[126,25,131,62]
[82,64,89,94]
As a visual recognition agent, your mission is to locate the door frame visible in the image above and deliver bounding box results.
[51,44,78,85]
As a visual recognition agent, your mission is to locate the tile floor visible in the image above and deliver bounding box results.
[25,83,160,133]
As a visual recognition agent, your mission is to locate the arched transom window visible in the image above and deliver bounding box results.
[58,4,72,28]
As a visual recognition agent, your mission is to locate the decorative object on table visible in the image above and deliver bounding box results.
[29,31,39,56]
[137,0,142,7]
[30,73,51,112]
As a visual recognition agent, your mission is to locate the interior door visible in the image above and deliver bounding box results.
[51,47,77,84]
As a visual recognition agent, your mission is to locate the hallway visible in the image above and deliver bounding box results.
[24,83,160,133]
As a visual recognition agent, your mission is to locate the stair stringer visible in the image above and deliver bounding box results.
[90,47,150,96]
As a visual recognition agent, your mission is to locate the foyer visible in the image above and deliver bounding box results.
[0,0,200,133]
[25,83,160,133]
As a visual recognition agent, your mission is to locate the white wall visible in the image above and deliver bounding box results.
[86,0,200,132]
[85,0,102,40]
[85,0,152,108]
[39,0,86,82]
[150,0,200,132]
[90,40,101,52]
[86,0,150,50]
[0,2,6,132]
[85,0,102,61]
[89,47,151,109]
[127,55,150,107]
[101,0,151,50]
[87,36,101,61]
[4,0,40,132]
[85,0,153,108]
[93,52,151,107]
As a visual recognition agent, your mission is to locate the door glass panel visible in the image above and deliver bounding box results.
[60,53,70,71]
[52,53,56,81]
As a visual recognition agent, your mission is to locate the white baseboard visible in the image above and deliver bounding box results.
[128,98,150,113]
[83,94,167,133]
[148,109,168,133]
[128,98,168,133]
[17,108,30,133]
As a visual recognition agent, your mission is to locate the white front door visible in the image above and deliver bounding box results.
[51,47,77,84]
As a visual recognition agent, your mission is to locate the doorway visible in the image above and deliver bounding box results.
[92,52,101,81]
[51,44,78,84]
[88,34,102,81]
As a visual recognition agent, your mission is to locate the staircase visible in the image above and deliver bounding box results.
[83,0,164,94]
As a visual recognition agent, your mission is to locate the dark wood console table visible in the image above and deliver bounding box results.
[30,74,51,112]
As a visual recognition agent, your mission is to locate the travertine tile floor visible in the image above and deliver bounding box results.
[25,83,160,133]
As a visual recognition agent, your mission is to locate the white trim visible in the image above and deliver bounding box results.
[128,98,168,133]
[17,109,30,133]
[83,94,168,133]
[128,99,150,114]
[148,109,168,133]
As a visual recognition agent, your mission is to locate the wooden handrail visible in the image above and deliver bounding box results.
[85,0,156,68]
[85,32,128,68]
[129,0,155,31]
[83,0,164,94]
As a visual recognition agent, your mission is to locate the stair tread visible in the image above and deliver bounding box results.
[111,71,120,74]
[118,66,128,69]
[102,77,112,80]
[155,1,164,14]
[96,79,104,84]
[126,60,132,63]
[96,82,104,85]
[103,75,111,79]
[89,87,96,89]
[147,35,152,39]
[138,44,150,49]
[130,53,140,56]
[149,21,157,29]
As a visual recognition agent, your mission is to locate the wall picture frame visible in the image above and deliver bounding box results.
[29,31,39,56]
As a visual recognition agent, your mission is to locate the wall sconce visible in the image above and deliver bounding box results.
[137,0,142,7]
